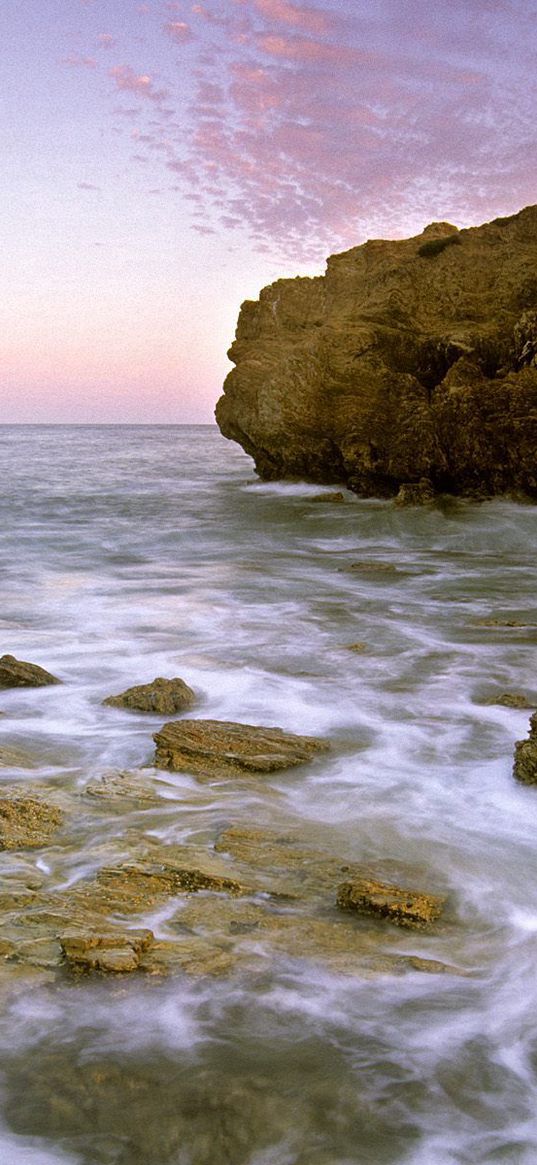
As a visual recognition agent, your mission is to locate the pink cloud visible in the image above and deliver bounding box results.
[97,33,116,49]
[164,20,193,44]
[253,0,332,36]
[255,32,365,65]
[109,65,169,103]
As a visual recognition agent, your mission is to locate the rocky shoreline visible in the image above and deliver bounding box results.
[216,205,537,501]
[1,656,535,986]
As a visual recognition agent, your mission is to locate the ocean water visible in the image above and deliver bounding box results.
[0,423,536,1164]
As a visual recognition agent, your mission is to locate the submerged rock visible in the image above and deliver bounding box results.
[84,768,169,805]
[310,491,345,503]
[216,206,537,499]
[153,719,328,779]
[0,744,36,769]
[337,876,445,930]
[103,676,196,715]
[513,712,537,784]
[0,654,60,688]
[0,794,63,850]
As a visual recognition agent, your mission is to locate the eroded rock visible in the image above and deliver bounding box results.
[0,654,60,688]
[103,676,196,715]
[0,794,63,850]
[216,206,537,500]
[513,711,537,785]
[60,929,154,973]
[153,719,328,779]
[337,876,445,930]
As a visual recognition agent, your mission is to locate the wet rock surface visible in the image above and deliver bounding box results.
[513,712,537,784]
[0,653,60,688]
[103,676,196,714]
[0,792,63,850]
[337,876,445,930]
[153,718,329,779]
[216,205,537,499]
[0,800,455,982]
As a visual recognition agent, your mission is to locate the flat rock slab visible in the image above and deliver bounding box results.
[337,877,445,930]
[513,711,537,784]
[153,719,328,779]
[60,929,154,973]
[0,655,60,688]
[103,676,196,715]
[92,860,246,912]
[0,795,63,850]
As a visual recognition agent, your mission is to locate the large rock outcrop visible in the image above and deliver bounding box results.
[216,206,537,499]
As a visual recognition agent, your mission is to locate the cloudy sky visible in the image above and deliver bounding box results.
[1,0,536,422]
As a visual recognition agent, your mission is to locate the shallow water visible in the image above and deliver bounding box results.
[0,424,536,1164]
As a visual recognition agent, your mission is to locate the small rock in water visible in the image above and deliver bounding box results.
[394,479,435,507]
[310,491,345,503]
[0,794,63,850]
[513,712,537,785]
[337,876,445,930]
[153,719,328,779]
[0,654,60,688]
[489,692,535,709]
[103,676,196,714]
[60,929,154,973]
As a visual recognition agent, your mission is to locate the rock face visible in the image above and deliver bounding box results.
[0,654,60,688]
[513,712,537,784]
[103,676,196,714]
[216,206,537,499]
[153,719,328,779]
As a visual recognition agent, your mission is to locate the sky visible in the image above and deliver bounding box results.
[1,0,536,423]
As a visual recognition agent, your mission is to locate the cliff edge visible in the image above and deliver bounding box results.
[215,206,537,499]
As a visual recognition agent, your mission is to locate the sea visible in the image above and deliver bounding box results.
[0,423,536,1165]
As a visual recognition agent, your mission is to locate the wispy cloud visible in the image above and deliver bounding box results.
[62,52,97,68]
[77,181,101,190]
[93,0,537,261]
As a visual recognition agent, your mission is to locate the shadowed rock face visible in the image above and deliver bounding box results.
[216,206,537,499]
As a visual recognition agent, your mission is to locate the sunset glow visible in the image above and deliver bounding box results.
[1,0,535,422]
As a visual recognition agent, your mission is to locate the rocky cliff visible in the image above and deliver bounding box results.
[215,206,537,500]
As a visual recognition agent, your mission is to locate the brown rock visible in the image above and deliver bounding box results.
[394,479,435,506]
[216,206,537,500]
[0,654,60,688]
[153,719,328,779]
[310,491,345,503]
[0,795,63,850]
[94,859,246,910]
[59,929,154,973]
[489,692,534,709]
[84,769,167,804]
[337,876,445,930]
[103,676,196,714]
[513,711,537,784]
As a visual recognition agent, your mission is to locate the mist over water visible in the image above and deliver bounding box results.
[0,424,536,1164]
